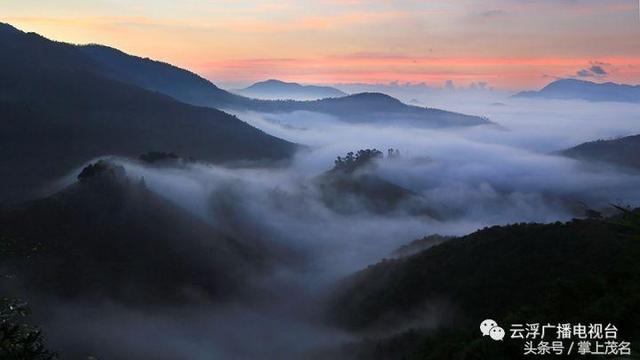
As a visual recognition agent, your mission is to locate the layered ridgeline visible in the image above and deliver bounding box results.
[514,79,640,103]
[234,79,347,100]
[560,134,640,170]
[78,42,489,126]
[0,23,297,202]
[324,211,640,359]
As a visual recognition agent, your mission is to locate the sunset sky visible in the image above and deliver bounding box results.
[3,0,640,90]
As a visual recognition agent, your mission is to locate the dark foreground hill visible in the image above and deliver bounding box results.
[514,79,640,103]
[0,161,268,305]
[325,210,640,359]
[560,134,640,170]
[0,23,297,202]
[79,43,490,127]
[235,79,347,100]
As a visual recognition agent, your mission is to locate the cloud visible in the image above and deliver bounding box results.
[589,65,607,75]
[576,69,593,77]
[575,62,609,78]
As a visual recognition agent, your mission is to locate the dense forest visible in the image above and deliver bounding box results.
[325,208,640,359]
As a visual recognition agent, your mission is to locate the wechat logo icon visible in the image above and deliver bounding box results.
[480,319,505,341]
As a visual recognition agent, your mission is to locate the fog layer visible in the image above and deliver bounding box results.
[43,93,640,359]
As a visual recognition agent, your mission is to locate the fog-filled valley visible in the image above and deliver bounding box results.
[2,20,640,360]
[6,92,639,359]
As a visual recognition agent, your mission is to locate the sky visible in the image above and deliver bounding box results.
[2,0,640,90]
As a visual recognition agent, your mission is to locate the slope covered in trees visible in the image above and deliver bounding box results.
[314,149,436,216]
[326,210,640,359]
[0,161,270,305]
[560,134,640,170]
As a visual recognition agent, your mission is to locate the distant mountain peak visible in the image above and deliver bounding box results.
[263,79,289,84]
[548,78,585,84]
[546,78,638,89]
[244,79,303,89]
[346,92,400,102]
[514,78,640,103]
[238,79,347,100]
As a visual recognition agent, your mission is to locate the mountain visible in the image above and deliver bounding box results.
[314,149,437,216]
[514,79,640,103]
[77,40,490,127]
[560,134,640,169]
[0,161,269,305]
[0,23,297,202]
[235,79,347,100]
[292,93,489,126]
[325,211,640,359]
[78,43,244,108]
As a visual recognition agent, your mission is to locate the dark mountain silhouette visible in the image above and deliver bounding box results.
[0,23,297,202]
[77,39,490,127]
[0,161,269,305]
[78,43,244,108]
[514,78,640,103]
[560,134,640,169]
[325,211,640,359]
[235,79,347,100]
[314,149,437,216]
[294,93,489,126]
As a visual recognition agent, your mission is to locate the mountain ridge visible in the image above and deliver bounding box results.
[236,79,347,100]
[514,78,640,103]
[560,134,640,169]
[0,22,297,202]
[67,27,490,127]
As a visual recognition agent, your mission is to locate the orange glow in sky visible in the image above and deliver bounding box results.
[2,0,640,90]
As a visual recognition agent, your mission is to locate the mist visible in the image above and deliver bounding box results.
[37,92,640,359]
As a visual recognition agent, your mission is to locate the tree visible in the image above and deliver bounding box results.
[0,298,57,359]
[333,149,383,173]
[77,160,125,181]
[0,233,56,359]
